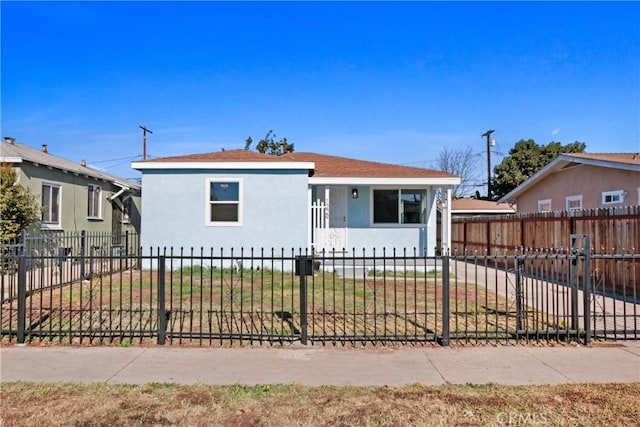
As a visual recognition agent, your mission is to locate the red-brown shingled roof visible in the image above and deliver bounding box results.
[146,149,291,162]
[563,152,640,165]
[145,149,458,179]
[283,152,456,178]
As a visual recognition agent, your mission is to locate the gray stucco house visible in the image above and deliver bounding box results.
[132,149,459,255]
[1,137,141,237]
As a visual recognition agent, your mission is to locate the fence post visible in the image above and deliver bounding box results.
[441,254,450,346]
[20,229,27,255]
[124,231,129,270]
[582,236,592,347]
[570,246,580,336]
[515,257,523,332]
[80,231,86,281]
[296,255,309,345]
[157,255,166,345]
[17,255,27,344]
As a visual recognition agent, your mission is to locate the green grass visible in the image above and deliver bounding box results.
[368,268,453,279]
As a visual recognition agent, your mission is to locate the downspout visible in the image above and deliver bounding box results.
[110,182,130,200]
[109,182,130,208]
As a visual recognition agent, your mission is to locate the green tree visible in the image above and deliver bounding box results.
[244,130,294,156]
[491,139,586,200]
[0,166,40,240]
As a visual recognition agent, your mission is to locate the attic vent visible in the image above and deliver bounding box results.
[42,144,48,153]
[81,159,87,167]
[4,137,15,145]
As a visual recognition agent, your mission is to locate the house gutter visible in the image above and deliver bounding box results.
[109,182,130,201]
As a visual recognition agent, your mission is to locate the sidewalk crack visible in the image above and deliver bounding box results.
[105,348,148,384]
[421,349,450,385]
[522,348,575,383]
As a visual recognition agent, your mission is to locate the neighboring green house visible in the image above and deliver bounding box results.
[1,137,141,237]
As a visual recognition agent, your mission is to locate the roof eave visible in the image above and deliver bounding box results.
[497,154,640,203]
[309,177,461,185]
[132,161,315,171]
[497,156,567,203]
[565,156,640,172]
[0,157,23,163]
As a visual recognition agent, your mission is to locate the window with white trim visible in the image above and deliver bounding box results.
[372,189,426,225]
[41,183,61,225]
[565,195,582,212]
[601,190,624,205]
[87,184,102,219]
[206,179,242,225]
[537,199,552,212]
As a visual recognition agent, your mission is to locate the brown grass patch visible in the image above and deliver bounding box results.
[1,383,639,426]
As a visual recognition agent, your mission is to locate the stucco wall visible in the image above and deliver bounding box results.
[346,185,437,256]
[346,227,428,255]
[15,162,140,234]
[517,165,640,212]
[140,169,309,251]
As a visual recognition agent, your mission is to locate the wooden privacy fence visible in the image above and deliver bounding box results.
[452,206,639,254]
[451,206,640,297]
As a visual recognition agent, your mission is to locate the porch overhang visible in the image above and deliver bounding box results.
[308,177,461,186]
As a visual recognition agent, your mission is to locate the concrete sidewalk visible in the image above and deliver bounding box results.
[2,343,639,386]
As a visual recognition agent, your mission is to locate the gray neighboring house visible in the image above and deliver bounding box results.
[1,137,141,237]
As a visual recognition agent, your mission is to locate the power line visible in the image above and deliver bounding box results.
[88,155,143,165]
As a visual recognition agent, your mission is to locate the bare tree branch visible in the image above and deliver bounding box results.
[435,146,479,199]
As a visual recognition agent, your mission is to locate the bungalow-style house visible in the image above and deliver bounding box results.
[132,150,460,256]
[498,152,640,213]
[1,137,141,237]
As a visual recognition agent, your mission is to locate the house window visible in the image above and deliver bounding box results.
[207,179,242,225]
[565,195,582,212]
[537,199,552,212]
[372,189,426,225]
[602,190,624,205]
[42,183,61,226]
[87,184,102,219]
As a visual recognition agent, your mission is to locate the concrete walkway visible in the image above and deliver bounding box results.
[2,343,639,386]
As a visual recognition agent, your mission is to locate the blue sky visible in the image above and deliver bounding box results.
[2,1,639,185]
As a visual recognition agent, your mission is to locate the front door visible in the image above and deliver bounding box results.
[323,187,348,251]
[329,187,347,228]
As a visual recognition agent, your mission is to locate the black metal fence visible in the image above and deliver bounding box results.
[1,236,638,346]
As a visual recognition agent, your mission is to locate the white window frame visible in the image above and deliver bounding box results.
[87,184,102,220]
[601,190,624,205]
[370,187,428,227]
[41,183,62,229]
[205,178,243,226]
[537,199,552,212]
[565,195,582,212]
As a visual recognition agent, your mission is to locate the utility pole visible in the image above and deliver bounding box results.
[481,129,495,200]
[139,125,153,160]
